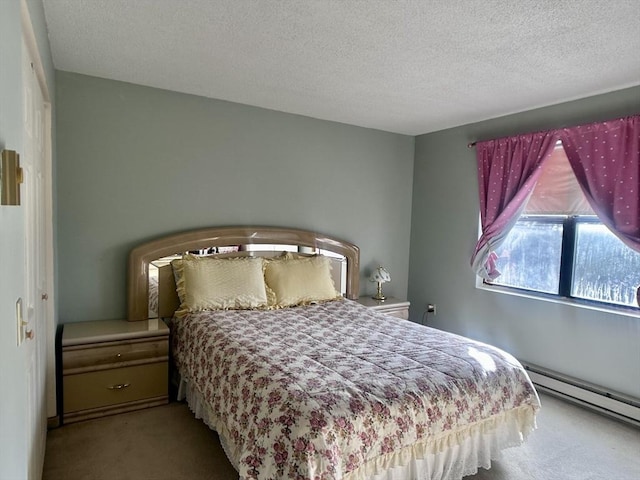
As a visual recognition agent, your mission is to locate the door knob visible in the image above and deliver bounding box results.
[42,293,48,300]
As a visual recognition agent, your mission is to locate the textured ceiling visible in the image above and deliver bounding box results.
[43,0,640,135]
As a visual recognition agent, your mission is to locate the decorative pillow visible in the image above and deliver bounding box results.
[171,258,185,304]
[173,255,269,312]
[264,255,341,308]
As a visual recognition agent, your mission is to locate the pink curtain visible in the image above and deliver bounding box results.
[559,115,640,253]
[471,132,558,280]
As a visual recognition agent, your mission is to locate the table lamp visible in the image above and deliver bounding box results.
[370,266,391,301]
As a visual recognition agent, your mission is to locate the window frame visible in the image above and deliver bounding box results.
[479,214,640,316]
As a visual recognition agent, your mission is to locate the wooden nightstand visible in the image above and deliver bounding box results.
[356,296,410,320]
[61,318,169,424]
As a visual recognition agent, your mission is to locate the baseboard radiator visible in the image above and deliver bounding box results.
[522,362,640,427]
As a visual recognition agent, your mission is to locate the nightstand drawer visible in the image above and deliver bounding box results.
[63,338,168,373]
[63,362,168,413]
[356,296,410,320]
[384,307,409,320]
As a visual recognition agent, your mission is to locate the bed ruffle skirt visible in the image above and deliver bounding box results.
[180,377,537,480]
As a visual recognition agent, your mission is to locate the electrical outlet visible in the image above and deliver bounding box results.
[426,303,436,315]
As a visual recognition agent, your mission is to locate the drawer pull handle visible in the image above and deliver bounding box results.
[107,383,130,390]
[116,353,122,358]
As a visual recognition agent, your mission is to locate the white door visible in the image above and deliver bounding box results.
[21,34,50,480]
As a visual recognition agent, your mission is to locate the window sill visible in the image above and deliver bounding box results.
[476,278,640,319]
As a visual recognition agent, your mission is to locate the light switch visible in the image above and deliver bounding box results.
[16,298,24,345]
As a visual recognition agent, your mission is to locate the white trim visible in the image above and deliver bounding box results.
[476,279,640,319]
[42,100,56,420]
[522,362,640,427]
[20,1,49,102]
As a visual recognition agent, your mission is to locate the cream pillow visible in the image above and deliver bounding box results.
[174,255,268,312]
[264,255,341,308]
[171,258,185,304]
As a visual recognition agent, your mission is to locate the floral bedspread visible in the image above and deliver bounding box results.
[171,299,540,480]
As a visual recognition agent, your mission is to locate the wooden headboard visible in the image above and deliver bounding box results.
[127,226,361,321]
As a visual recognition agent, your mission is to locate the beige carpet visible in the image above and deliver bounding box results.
[43,392,640,480]
[43,402,237,480]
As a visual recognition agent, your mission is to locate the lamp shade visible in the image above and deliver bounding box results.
[369,266,391,284]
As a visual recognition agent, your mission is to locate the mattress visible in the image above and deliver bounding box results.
[170,299,540,480]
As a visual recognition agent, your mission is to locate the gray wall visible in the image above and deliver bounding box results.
[409,86,640,398]
[54,54,639,400]
[0,0,55,477]
[0,1,28,475]
[56,72,415,322]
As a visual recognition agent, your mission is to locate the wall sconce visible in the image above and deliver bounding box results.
[369,265,391,301]
[1,150,23,206]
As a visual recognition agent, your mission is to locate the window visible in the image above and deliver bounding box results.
[486,144,640,311]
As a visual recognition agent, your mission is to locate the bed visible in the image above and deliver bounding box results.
[127,226,540,480]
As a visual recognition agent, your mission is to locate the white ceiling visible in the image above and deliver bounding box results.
[43,0,640,135]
